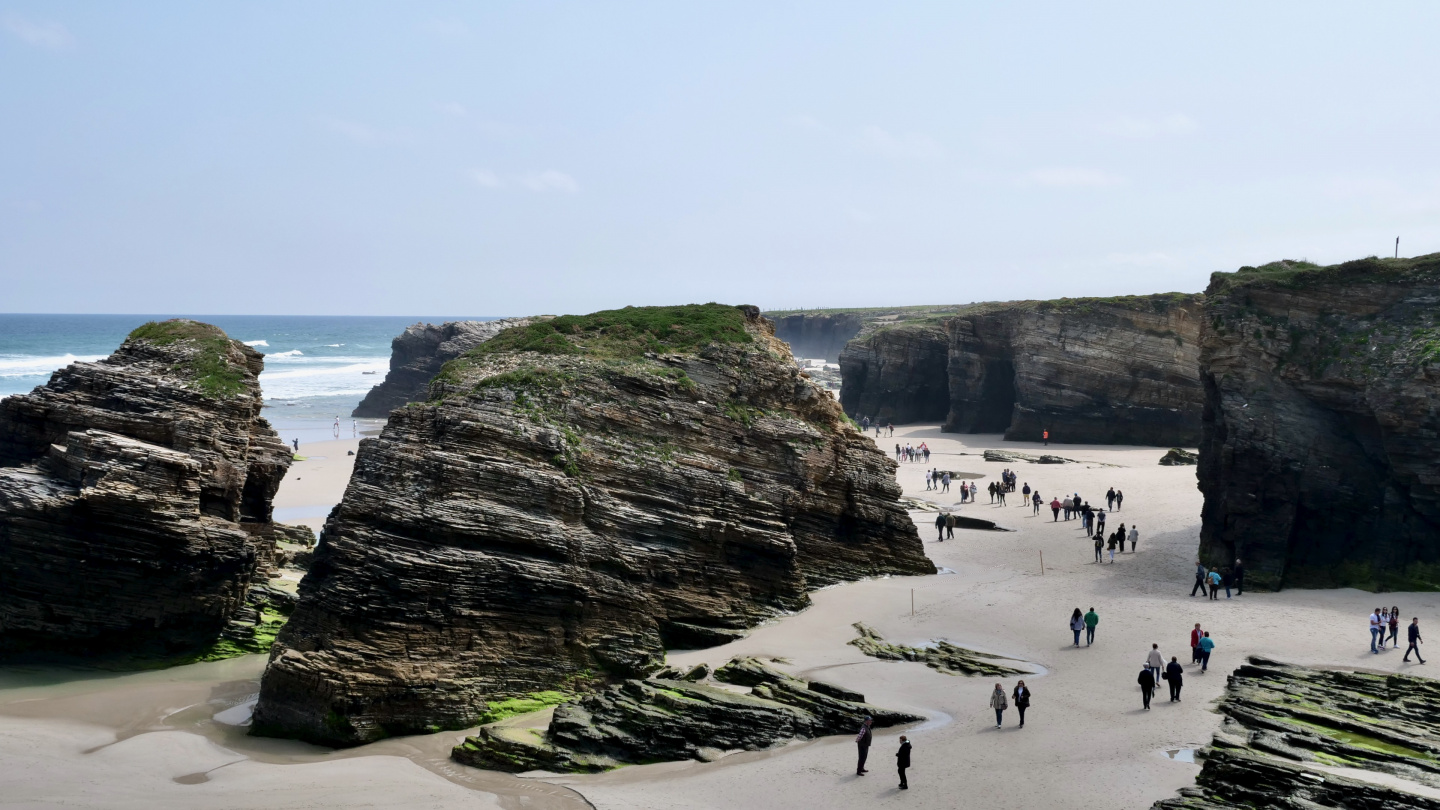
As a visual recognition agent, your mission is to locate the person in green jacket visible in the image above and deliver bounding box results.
[1083,607,1099,646]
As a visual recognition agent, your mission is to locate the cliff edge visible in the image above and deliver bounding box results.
[352,317,534,417]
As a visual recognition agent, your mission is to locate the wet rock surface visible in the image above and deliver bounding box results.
[1159,447,1198,466]
[0,319,292,660]
[451,656,923,773]
[352,317,535,417]
[253,305,933,746]
[840,295,1204,446]
[1153,657,1440,808]
[848,622,1028,676]
[1197,255,1440,590]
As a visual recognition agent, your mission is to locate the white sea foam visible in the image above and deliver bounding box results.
[258,359,389,399]
[269,349,304,358]
[325,343,343,347]
[0,354,106,378]
[243,340,269,347]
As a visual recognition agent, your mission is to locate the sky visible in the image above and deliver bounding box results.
[3,2,1439,316]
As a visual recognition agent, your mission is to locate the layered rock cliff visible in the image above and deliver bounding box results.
[352,317,534,417]
[252,304,931,746]
[0,320,293,658]
[840,294,1204,445]
[1197,255,1440,591]
[767,312,865,361]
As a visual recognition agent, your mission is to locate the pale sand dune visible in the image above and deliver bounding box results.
[1,425,1435,809]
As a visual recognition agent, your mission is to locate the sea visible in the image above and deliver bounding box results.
[0,314,498,445]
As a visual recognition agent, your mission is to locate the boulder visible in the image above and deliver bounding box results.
[1158,447,1198,466]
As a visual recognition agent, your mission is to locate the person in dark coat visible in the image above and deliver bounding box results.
[896,735,911,789]
[1164,657,1184,702]
[934,513,945,541]
[855,716,873,775]
[1137,666,1156,710]
[1012,680,1032,728]
[1232,559,1245,595]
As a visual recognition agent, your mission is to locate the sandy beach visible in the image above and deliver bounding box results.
[2,425,1435,809]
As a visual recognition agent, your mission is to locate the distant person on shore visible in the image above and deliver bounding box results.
[925,470,932,491]
[1129,525,1139,552]
[934,513,946,542]
[1095,508,1106,536]
[886,423,893,437]
[1107,531,1117,563]
[862,416,871,432]
[1012,680,1031,728]
[1106,487,1116,509]
[1165,657,1184,701]
[292,438,299,453]
[1032,490,1042,515]
[895,443,901,461]
[855,716,873,775]
[1137,665,1155,710]
[1232,559,1244,595]
[989,683,1008,728]
[1222,568,1232,599]
[1404,618,1425,663]
[1116,523,1127,552]
[1115,489,1124,510]
[1146,643,1164,681]
[1198,632,1215,672]
[945,512,955,540]
[1370,608,1383,653]
[1094,533,1103,563]
[997,485,1006,506]
[1208,569,1222,600]
[1062,496,1073,520]
[942,472,951,493]
[352,420,357,437]
[1190,561,1207,597]
[1022,483,1031,501]
[1043,429,1049,446]
[895,735,910,789]
[1191,623,1203,663]
[1051,497,1062,521]
[1389,606,1401,648]
[1070,608,1085,646]
[1084,607,1099,646]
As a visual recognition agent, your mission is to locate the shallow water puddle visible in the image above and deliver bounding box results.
[1161,748,1196,763]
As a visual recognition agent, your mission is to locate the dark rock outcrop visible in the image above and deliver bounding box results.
[840,295,1204,445]
[0,320,292,659]
[1197,255,1440,591]
[1152,657,1440,808]
[451,657,922,773]
[352,317,534,417]
[848,623,1028,676]
[252,304,933,747]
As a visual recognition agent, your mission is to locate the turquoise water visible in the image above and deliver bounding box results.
[0,314,496,427]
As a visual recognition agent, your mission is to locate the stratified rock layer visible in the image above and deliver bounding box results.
[1197,255,1440,590]
[840,294,1204,445]
[0,320,292,658]
[768,312,866,362]
[1152,657,1440,809]
[848,622,1028,677]
[451,657,922,773]
[352,317,534,417]
[253,304,932,746]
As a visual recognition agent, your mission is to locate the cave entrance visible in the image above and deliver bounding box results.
[972,359,1017,433]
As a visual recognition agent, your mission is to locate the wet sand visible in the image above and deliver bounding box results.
[2,425,1436,809]
[271,438,362,535]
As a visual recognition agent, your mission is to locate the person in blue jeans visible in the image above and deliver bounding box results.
[1084,607,1099,646]
[1198,632,1215,672]
[1370,609,1383,654]
[1069,608,1085,646]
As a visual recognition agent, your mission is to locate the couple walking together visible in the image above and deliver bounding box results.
[854,717,912,790]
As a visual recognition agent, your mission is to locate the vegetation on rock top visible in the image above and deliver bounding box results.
[467,303,754,359]
[127,319,249,398]
[1208,252,1440,295]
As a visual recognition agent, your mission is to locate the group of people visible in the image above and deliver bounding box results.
[924,469,952,492]
[1136,650,1187,708]
[853,716,911,789]
[1095,522,1138,563]
[1190,559,1244,599]
[857,415,894,437]
[895,442,931,463]
[1370,608,1426,662]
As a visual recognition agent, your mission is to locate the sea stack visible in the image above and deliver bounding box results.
[252,304,932,746]
[352,317,535,417]
[840,294,1204,445]
[1197,255,1440,591]
[0,319,293,658]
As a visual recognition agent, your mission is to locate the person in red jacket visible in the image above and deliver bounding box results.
[1190,623,1203,663]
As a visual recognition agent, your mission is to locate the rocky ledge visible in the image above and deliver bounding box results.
[849,623,1028,676]
[0,320,293,660]
[1197,254,1440,590]
[252,304,932,746]
[352,317,535,417]
[840,294,1204,445]
[452,656,922,773]
[1153,657,1440,808]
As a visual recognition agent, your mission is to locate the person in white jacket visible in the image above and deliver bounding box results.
[1129,525,1139,552]
[1145,643,1164,681]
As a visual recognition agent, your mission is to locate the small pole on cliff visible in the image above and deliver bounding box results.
[1039,550,1044,575]
[1396,237,1400,259]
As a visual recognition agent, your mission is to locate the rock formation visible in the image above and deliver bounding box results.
[0,319,293,659]
[848,623,1028,676]
[252,304,933,747]
[452,657,922,773]
[1159,447,1198,466]
[767,311,866,361]
[352,317,535,417]
[1152,657,1440,808]
[841,294,1204,445]
[1197,255,1440,591]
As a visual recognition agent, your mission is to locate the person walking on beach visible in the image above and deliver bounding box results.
[855,716,873,774]
[1032,490,1042,515]
[942,472,951,493]
[1051,497,1062,521]
[925,470,932,491]
[1165,657,1184,702]
[989,683,1008,728]
[1389,606,1401,649]
[292,437,299,454]
[1062,496,1073,521]
[1232,559,1244,595]
[934,513,946,542]
[895,735,911,790]
[1106,487,1116,510]
[1117,523,1127,553]
[1146,644,1164,682]
[1070,608,1085,646]
[1190,561,1208,597]
[1198,632,1215,672]
[997,485,1006,506]
[1129,525,1139,552]
[1084,607,1099,646]
[1094,533,1103,563]
[945,512,955,540]
[1115,490,1124,510]
[1043,429,1049,446]
[1137,665,1156,710]
[1022,483,1031,503]
[1370,608,1383,654]
[1404,618,1426,663]
[1207,569,1222,600]
[1190,623,1203,663]
[1107,531,1117,563]
[1012,680,1031,728]
[887,423,893,437]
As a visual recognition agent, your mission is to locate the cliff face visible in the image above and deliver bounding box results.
[839,295,1204,445]
[768,312,865,361]
[352,317,534,417]
[252,304,931,747]
[1197,255,1440,591]
[0,320,292,658]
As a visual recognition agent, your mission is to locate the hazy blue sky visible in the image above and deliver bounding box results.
[3,3,1438,315]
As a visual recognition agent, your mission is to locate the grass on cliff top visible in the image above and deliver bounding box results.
[1209,252,1440,295]
[127,319,248,398]
[476,303,753,358]
[855,293,1201,338]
